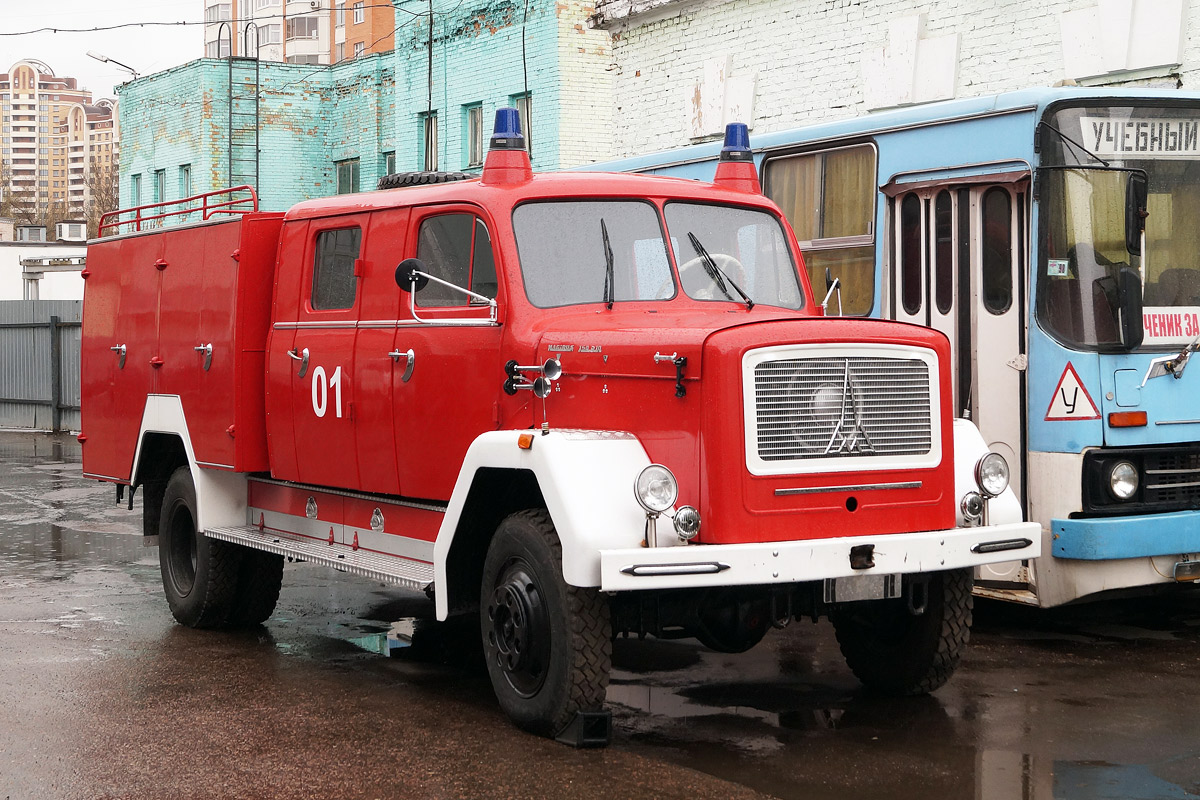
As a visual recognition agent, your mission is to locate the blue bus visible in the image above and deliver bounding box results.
[592,88,1200,606]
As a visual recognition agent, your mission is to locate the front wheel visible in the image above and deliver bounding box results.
[830,568,973,695]
[480,509,611,738]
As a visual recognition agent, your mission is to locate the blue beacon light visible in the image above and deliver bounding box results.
[490,107,526,151]
[719,122,753,161]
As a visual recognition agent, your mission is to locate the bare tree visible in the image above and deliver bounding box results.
[0,159,38,226]
[85,159,119,238]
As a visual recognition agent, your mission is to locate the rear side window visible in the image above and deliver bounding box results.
[311,227,361,310]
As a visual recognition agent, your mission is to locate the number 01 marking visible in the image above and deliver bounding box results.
[311,365,343,418]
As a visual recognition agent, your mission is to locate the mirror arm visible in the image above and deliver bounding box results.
[405,268,499,324]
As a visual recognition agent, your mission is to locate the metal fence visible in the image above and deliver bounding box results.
[0,300,82,432]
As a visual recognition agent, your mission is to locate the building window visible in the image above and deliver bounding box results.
[260,24,282,44]
[510,92,531,139]
[421,112,438,171]
[206,40,231,58]
[179,164,192,198]
[286,15,319,40]
[285,54,322,65]
[382,151,395,176]
[130,174,141,206]
[353,2,365,24]
[336,158,359,194]
[464,104,484,168]
[154,169,166,203]
[205,3,231,23]
[354,42,365,58]
[336,1,345,28]
[336,43,345,61]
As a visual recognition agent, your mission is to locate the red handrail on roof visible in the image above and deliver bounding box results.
[98,185,259,237]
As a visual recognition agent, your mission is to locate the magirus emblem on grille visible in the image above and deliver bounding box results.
[820,360,874,456]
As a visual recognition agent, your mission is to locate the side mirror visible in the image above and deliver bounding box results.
[825,267,835,292]
[1117,265,1144,351]
[1125,171,1148,255]
[395,258,429,292]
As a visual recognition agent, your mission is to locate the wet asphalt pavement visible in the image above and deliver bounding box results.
[2,432,1200,799]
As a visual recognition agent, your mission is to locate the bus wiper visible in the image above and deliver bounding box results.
[1038,121,1109,167]
[1142,331,1200,386]
[601,218,615,310]
[687,232,754,310]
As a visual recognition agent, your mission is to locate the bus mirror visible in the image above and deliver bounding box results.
[1117,266,1144,351]
[1125,172,1148,256]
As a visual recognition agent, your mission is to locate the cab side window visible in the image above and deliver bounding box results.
[312,227,361,310]
[416,213,497,306]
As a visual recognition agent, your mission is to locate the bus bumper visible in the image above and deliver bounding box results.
[598,521,1041,592]
[1052,510,1200,560]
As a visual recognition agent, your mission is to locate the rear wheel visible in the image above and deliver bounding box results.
[228,549,285,628]
[158,466,242,628]
[480,509,611,738]
[831,568,973,695]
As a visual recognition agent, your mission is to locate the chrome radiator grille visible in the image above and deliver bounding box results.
[753,356,933,462]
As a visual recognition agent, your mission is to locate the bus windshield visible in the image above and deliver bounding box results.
[1039,104,1200,350]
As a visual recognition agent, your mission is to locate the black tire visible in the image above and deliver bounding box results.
[480,509,611,738]
[831,568,973,695]
[227,548,285,628]
[158,466,242,628]
[376,171,473,190]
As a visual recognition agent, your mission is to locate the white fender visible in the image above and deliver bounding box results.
[953,418,1022,526]
[131,395,248,532]
[434,429,662,620]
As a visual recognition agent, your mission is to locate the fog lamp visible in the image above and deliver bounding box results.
[635,465,678,514]
[673,506,701,540]
[960,491,984,524]
[1108,460,1139,501]
[975,452,1010,498]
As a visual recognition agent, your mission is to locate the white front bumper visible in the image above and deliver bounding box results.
[598,521,1041,592]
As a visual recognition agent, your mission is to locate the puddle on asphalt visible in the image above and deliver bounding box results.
[348,619,417,656]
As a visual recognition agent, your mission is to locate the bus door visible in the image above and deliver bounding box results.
[890,177,1029,504]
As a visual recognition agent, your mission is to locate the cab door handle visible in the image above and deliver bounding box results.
[388,348,415,382]
[110,343,126,369]
[288,347,310,379]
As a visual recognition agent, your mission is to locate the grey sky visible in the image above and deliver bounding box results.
[2,0,199,99]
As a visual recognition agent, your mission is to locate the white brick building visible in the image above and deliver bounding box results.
[589,0,1200,158]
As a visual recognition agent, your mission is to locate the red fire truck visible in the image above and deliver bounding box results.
[81,110,1039,745]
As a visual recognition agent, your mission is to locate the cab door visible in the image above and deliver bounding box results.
[287,215,367,489]
[391,206,505,501]
[891,180,1028,502]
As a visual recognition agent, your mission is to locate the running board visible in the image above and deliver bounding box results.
[206,525,434,592]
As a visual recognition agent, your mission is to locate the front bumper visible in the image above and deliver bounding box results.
[1052,509,1200,560]
[599,521,1041,592]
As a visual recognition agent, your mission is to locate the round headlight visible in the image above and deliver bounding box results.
[635,465,678,513]
[960,491,984,523]
[673,506,701,539]
[975,452,1010,498]
[1108,460,1139,501]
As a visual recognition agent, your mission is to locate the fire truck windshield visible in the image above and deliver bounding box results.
[513,199,804,310]
[1039,104,1200,350]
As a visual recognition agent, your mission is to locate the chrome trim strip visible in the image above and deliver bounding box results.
[1155,419,1200,426]
[82,471,128,483]
[274,319,499,330]
[196,460,236,470]
[249,476,448,512]
[620,562,731,577]
[775,481,923,496]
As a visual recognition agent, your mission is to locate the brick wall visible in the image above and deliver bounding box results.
[594,0,1200,157]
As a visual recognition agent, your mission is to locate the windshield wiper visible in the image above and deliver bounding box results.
[601,218,615,310]
[688,232,754,310]
[1038,121,1109,167]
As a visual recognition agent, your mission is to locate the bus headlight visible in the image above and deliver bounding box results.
[975,452,1010,498]
[635,465,678,514]
[1108,460,1139,501]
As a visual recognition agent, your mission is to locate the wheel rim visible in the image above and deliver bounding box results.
[486,559,551,698]
[165,500,197,597]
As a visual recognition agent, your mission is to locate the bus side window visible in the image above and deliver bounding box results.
[900,193,922,315]
[982,188,1013,314]
[763,144,877,314]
